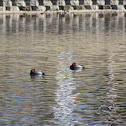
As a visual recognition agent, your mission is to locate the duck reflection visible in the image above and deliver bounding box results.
[30,75,43,80]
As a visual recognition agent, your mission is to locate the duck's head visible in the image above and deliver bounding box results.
[72,62,76,66]
[31,69,35,73]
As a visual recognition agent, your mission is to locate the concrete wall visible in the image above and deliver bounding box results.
[0,0,126,11]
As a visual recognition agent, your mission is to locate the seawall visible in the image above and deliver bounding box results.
[0,0,126,14]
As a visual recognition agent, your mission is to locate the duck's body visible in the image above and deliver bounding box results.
[70,62,84,70]
[30,69,45,76]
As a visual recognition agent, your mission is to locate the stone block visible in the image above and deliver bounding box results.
[64,5,74,11]
[0,6,5,11]
[117,5,125,10]
[24,0,39,6]
[43,1,52,6]
[11,6,20,11]
[110,0,119,5]
[50,5,59,11]
[84,0,92,5]
[124,1,126,5]
[3,1,12,7]
[58,0,66,6]
[70,0,79,6]
[92,5,99,10]
[15,1,26,6]
[97,0,105,5]
[38,6,46,11]
[30,1,39,6]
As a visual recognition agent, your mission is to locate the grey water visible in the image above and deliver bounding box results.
[0,12,126,126]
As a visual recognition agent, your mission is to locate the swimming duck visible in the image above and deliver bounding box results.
[70,62,84,70]
[30,69,45,76]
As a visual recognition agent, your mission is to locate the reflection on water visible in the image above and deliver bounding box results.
[54,52,82,125]
[0,13,126,125]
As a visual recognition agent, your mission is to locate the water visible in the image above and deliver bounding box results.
[0,12,126,125]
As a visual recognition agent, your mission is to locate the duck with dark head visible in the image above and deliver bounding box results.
[70,62,84,70]
[30,69,45,76]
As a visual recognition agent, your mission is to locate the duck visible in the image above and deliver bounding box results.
[30,69,45,76]
[70,62,84,70]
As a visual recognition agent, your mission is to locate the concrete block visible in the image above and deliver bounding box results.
[0,6,5,11]
[92,5,99,10]
[84,0,92,5]
[117,5,125,10]
[37,6,46,11]
[3,1,12,7]
[70,0,79,6]
[124,1,126,5]
[97,0,105,5]
[15,1,26,6]
[11,6,20,11]
[64,5,74,11]
[58,0,66,6]
[110,0,119,5]
[30,1,39,6]
[50,5,59,11]
[43,1,52,6]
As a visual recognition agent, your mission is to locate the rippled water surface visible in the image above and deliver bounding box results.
[0,13,126,125]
